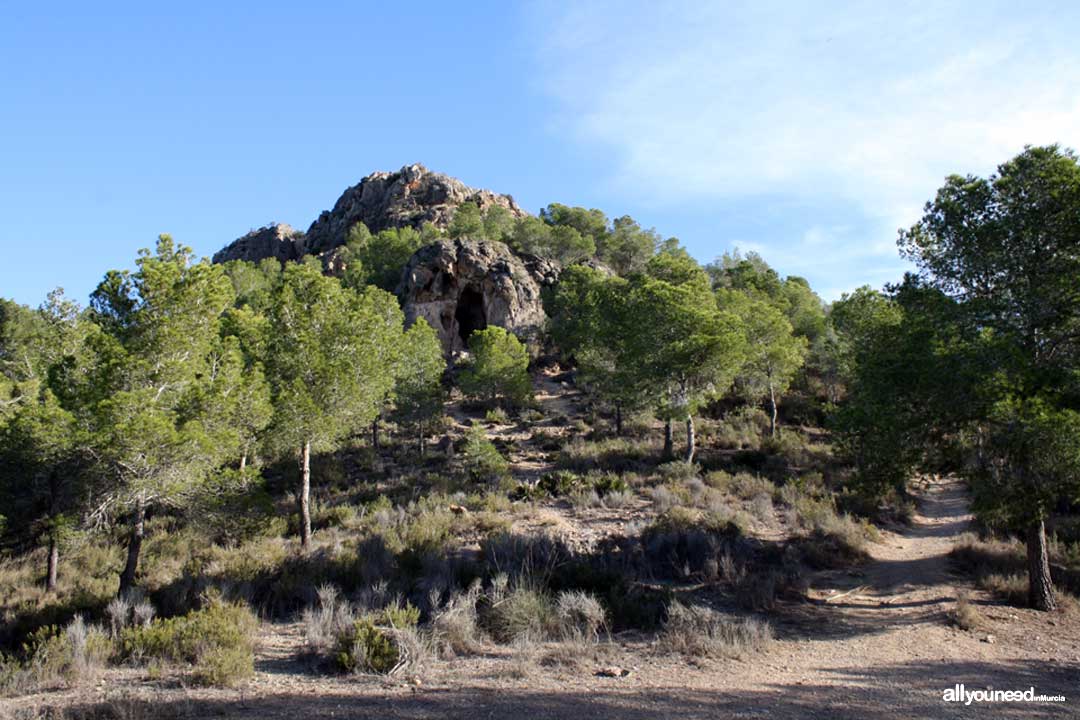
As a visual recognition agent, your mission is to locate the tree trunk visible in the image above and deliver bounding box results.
[663,419,674,459]
[46,537,59,593]
[419,422,426,456]
[684,416,696,464]
[118,502,146,597]
[1026,518,1056,611]
[299,440,312,548]
[614,404,623,436]
[768,381,778,438]
[371,417,380,450]
[239,452,247,472]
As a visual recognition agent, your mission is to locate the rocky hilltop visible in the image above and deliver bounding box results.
[213,164,525,264]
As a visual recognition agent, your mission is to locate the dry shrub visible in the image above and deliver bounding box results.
[950,593,984,631]
[431,583,484,657]
[658,601,772,658]
[1,616,112,696]
[554,590,607,642]
[948,533,1080,605]
[302,585,354,657]
[486,586,557,643]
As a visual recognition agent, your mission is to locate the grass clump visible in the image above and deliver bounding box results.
[431,584,484,657]
[554,590,607,642]
[486,585,558,643]
[658,601,772,658]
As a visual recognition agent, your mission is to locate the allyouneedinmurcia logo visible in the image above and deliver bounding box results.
[942,684,1066,705]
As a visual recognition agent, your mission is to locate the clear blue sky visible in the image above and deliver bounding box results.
[3,1,1078,307]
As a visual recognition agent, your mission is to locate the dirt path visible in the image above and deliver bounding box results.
[715,475,1080,717]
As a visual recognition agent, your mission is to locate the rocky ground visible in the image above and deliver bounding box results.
[5,477,1077,720]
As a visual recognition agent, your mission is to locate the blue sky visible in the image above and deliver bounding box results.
[2,1,1078,306]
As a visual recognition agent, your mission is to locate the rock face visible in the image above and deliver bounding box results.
[304,163,525,254]
[212,223,305,265]
[398,238,559,355]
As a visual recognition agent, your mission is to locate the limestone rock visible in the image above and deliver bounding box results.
[398,238,559,355]
[304,163,525,254]
[212,223,305,265]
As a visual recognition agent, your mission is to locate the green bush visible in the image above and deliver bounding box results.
[121,602,256,687]
[374,603,420,629]
[462,425,510,484]
[335,619,400,674]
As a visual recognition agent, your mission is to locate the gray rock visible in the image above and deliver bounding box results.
[398,238,559,355]
[212,223,305,265]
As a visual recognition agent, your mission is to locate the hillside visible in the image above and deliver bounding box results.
[2,376,1077,719]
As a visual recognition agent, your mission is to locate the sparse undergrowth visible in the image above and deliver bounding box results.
[950,533,1080,607]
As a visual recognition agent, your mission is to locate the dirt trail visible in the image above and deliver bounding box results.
[713,475,1080,717]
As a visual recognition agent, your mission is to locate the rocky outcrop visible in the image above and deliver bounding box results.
[303,163,525,254]
[212,223,305,265]
[398,238,559,355]
[213,164,525,265]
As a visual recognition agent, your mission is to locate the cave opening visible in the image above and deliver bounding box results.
[455,287,487,345]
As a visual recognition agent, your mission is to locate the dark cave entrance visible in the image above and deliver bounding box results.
[455,287,487,345]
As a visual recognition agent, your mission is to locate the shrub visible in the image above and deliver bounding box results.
[335,619,401,674]
[374,602,421,629]
[485,407,510,425]
[461,425,510,485]
[641,508,745,579]
[554,591,606,642]
[303,585,354,656]
[121,602,256,687]
[657,461,699,484]
[568,487,602,508]
[485,586,557,643]
[782,489,875,568]
[539,470,583,496]
[947,533,1080,603]
[431,584,484,656]
[602,489,634,508]
[658,601,771,658]
[950,593,983,631]
[557,437,650,473]
[714,407,769,450]
[590,471,629,496]
[1,617,112,695]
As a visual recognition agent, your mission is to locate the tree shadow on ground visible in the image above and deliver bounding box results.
[35,658,1078,720]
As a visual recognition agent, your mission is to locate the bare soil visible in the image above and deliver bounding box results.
[5,476,1078,719]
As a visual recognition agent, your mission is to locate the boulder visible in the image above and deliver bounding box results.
[398,238,559,355]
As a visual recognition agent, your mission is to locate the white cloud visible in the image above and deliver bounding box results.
[532,0,1080,283]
